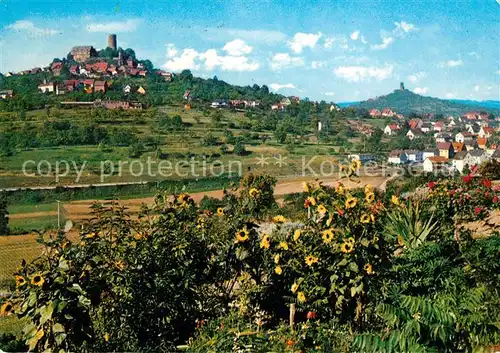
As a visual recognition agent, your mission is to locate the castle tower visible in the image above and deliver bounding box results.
[108,34,117,50]
[400,82,405,90]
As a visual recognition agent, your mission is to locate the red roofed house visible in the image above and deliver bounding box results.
[384,123,400,136]
[423,156,449,173]
[94,81,107,93]
[437,142,454,159]
[69,65,80,75]
[479,126,494,138]
[63,80,79,92]
[433,121,444,132]
[476,137,487,150]
[369,109,381,117]
[408,119,423,130]
[452,142,465,153]
[51,62,64,76]
[381,108,395,117]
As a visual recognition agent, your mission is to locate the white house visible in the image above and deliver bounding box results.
[423,148,438,160]
[479,126,494,138]
[406,129,423,140]
[38,81,55,93]
[468,150,490,166]
[384,124,400,136]
[452,151,475,174]
[123,85,132,94]
[388,150,408,165]
[455,132,474,143]
[423,156,449,173]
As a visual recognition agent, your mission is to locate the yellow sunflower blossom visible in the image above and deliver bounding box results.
[351,159,361,170]
[134,233,144,241]
[297,292,307,303]
[249,188,260,197]
[305,255,319,266]
[364,264,374,275]
[260,234,270,249]
[365,192,375,203]
[345,196,358,209]
[291,283,299,293]
[31,273,45,287]
[391,195,400,206]
[275,266,283,275]
[360,214,371,223]
[303,182,310,193]
[178,193,190,205]
[341,241,354,254]
[321,229,335,243]
[115,260,126,271]
[336,183,345,194]
[0,302,14,317]
[273,215,286,224]
[278,241,289,250]
[371,214,375,222]
[306,196,317,206]
[235,229,250,243]
[104,332,110,342]
[397,234,405,246]
[15,275,26,287]
[274,254,280,264]
[217,207,225,216]
[317,204,327,215]
[364,184,373,193]
[293,229,301,241]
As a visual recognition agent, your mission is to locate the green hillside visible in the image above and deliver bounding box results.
[357,88,499,115]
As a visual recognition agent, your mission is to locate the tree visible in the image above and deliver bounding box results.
[233,139,246,156]
[179,70,193,81]
[0,193,9,235]
[274,128,287,144]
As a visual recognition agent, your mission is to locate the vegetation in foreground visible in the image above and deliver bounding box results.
[0,169,499,352]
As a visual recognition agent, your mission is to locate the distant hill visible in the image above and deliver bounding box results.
[355,89,499,116]
[448,99,500,110]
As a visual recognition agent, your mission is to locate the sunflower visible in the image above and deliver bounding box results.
[260,234,270,249]
[365,192,375,203]
[305,255,319,266]
[104,332,110,343]
[115,260,126,271]
[235,229,250,243]
[397,234,405,246]
[274,254,280,264]
[371,214,375,222]
[317,204,327,215]
[217,207,225,216]
[275,266,283,275]
[0,302,14,317]
[360,214,371,223]
[31,273,45,287]
[293,229,301,241]
[15,275,26,287]
[297,292,307,303]
[321,229,334,243]
[178,193,189,203]
[306,196,317,207]
[278,241,289,250]
[345,197,358,209]
[340,241,354,254]
[346,237,355,245]
[134,233,144,241]
[249,188,260,197]
[303,182,310,193]
[364,184,373,193]
[85,232,97,239]
[273,215,286,224]
[364,264,374,275]
[291,283,299,293]
[335,183,345,194]
[391,195,400,206]
[351,159,361,170]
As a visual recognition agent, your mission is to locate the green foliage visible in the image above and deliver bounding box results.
[233,139,246,156]
[0,193,9,235]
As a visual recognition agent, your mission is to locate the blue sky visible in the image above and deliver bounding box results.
[0,0,499,102]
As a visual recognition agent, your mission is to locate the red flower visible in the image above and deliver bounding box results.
[463,175,473,183]
[493,196,499,203]
[306,311,318,320]
[482,179,492,188]
[427,181,436,189]
[475,207,482,215]
[336,208,345,217]
[304,199,311,208]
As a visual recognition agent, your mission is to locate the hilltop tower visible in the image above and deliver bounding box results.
[108,34,117,50]
[400,82,405,90]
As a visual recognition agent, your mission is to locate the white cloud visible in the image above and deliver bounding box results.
[200,49,259,72]
[270,53,305,70]
[440,59,463,68]
[222,39,253,56]
[468,51,480,59]
[288,32,322,53]
[371,37,394,50]
[86,19,141,33]
[6,20,58,37]
[474,84,480,92]
[324,92,335,96]
[163,48,200,71]
[350,31,360,40]
[166,44,178,58]
[311,60,327,69]
[333,65,394,82]
[394,21,417,35]
[413,87,429,94]
[445,93,456,99]
[269,83,296,91]
[407,71,426,83]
